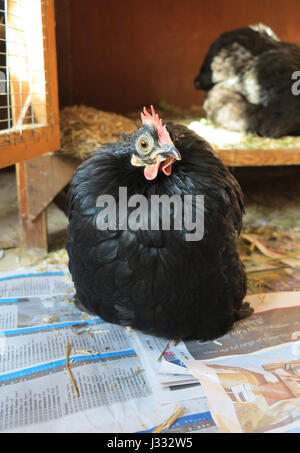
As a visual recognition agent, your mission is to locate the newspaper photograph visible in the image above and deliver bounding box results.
[179,292,300,433]
[134,291,300,433]
[133,330,204,404]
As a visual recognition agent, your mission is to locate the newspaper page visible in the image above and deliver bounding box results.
[177,292,300,433]
[0,269,216,433]
[0,271,73,299]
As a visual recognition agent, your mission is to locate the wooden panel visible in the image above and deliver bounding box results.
[16,159,48,250]
[0,124,60,169]
[43,0,60,134]
[215,148,300,167]
[54,0,72,105]
[55,0,300,113]
[15,153,78,250]
[25,153,77,219]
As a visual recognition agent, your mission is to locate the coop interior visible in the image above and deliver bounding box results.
[0,0,300,434]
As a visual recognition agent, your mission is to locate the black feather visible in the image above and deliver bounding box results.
[66,123,250,341]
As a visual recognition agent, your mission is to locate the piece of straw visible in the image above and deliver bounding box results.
[75,349,99,355]
[66,340,79,397]
[153,405,186,433]
[157,342,170,362]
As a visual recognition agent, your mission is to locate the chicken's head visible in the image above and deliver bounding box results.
[130,105,181,180]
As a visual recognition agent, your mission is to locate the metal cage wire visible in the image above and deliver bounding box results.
[0,0,54,146]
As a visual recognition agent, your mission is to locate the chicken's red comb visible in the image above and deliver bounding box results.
[141,105,172,145]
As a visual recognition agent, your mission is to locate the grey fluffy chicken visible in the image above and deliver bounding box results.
[194,24,300,138]
[66,106,252,341]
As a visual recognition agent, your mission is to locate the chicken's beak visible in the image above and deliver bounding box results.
[154,145,180,177]
[144,145,181,180]
[158,145,181,161]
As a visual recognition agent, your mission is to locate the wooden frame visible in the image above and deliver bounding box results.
[0,0,62,252]
[0,0,60,169]
[16,154,77,250]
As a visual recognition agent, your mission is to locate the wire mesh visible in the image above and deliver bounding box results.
[0,0,53,146]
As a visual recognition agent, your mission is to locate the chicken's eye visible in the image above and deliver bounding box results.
[141,140,149,149]
[136,135,154,154]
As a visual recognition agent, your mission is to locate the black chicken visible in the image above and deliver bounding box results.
[66,106,252,341]
[194,24,300,138]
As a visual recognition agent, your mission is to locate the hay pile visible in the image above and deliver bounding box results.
[58,104,208,161]
[127,102,206,123]
[59,103,300,163]
[59,105,140,161]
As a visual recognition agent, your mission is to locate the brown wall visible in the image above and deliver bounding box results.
[54,0,300,114]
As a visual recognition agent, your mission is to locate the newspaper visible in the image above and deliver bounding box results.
[3,269,298,433]
[165,292,300,433]
[0,269,216,433]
